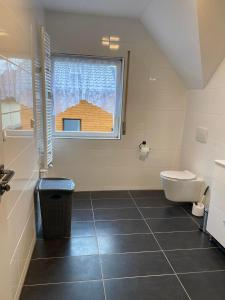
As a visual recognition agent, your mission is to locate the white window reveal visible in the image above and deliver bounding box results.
[52,55,124,139]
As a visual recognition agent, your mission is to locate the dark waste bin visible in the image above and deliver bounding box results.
[37,178,75,239]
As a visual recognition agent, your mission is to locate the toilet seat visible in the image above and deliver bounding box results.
[160,170,196,180]
[160,170,203,203]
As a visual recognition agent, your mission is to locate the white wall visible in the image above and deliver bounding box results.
[46,11,187,191]
[180,57,225,204]
[141,0,225,89]
[0,0,42,299]
[197,0,225,86]
[141,0,203,89]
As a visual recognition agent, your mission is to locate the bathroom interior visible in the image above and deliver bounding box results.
[1,0,225,299]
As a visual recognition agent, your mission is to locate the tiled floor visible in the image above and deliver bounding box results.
[20,190,225,300]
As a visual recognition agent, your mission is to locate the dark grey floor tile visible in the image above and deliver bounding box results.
[135,197,174,208]
[25,256,101,284]
[91,190,130,199]
[101,252,173,279]
[147,217,199,233]
[194,217,203,226]
[92,198,134,209]
[179,271,225,300]
[182,205,203,225]
[94,208,142,221]
[156,231,215,250]
[130,190,164,198]
[98,234,159,254]
[32,237,98,258]
[72,199,92,209]
[166,248,225,273]
[181,204,195,215]
[73,192,91,199]
[71,222,95,237]
[140,206,188,219]
[95,220,149,235]
[21,281,105,300]
[105,275,189,300]
[72,209,93,221]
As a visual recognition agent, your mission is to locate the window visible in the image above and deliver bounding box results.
[63,118,81,131]
[0,57,34,135]
[52,55,124,139]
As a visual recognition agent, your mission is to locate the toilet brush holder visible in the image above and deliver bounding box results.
[192,203,204,217]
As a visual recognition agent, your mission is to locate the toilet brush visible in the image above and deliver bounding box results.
[192,186,209,217]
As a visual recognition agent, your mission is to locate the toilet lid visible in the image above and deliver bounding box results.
[160,170,196,180]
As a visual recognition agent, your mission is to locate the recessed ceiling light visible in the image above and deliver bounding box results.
[102,36,120,50]
[109,44,120,50]
[110,36,120,42]
[102,36,109,42]
[102,38,110,47]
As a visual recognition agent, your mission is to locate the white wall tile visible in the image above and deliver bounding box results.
[0,1,41,299]
[180,57,225,200]
[47,12,187,191]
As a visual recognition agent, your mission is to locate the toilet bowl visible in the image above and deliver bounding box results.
[160,170,204,203]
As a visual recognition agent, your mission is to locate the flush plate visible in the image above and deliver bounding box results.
[196,127,208,143]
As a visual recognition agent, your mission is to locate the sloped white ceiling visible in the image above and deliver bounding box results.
[197,0,225,86]
[141,0,225,89]
[40,0,151,18]
[39,0,225,89]
[142,0,203,88]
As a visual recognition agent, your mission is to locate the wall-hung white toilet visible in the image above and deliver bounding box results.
[160,170,204,203]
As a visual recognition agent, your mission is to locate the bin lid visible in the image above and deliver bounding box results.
[38,178,75,191]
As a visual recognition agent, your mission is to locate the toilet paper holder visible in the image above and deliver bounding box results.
[139,141,151,151]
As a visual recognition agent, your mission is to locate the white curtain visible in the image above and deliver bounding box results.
[0,58,33,108]
[52,56,121,115]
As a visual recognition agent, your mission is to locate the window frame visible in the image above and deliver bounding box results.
[0,54,35,138]
[52,54,125,140]
[63,118,82,131]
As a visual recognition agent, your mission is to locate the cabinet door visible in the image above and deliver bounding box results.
[210,179,225,212]
[207,205,225,247]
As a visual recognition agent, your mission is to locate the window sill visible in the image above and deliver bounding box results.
[4,130,34,138]
[53,132,121,140]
